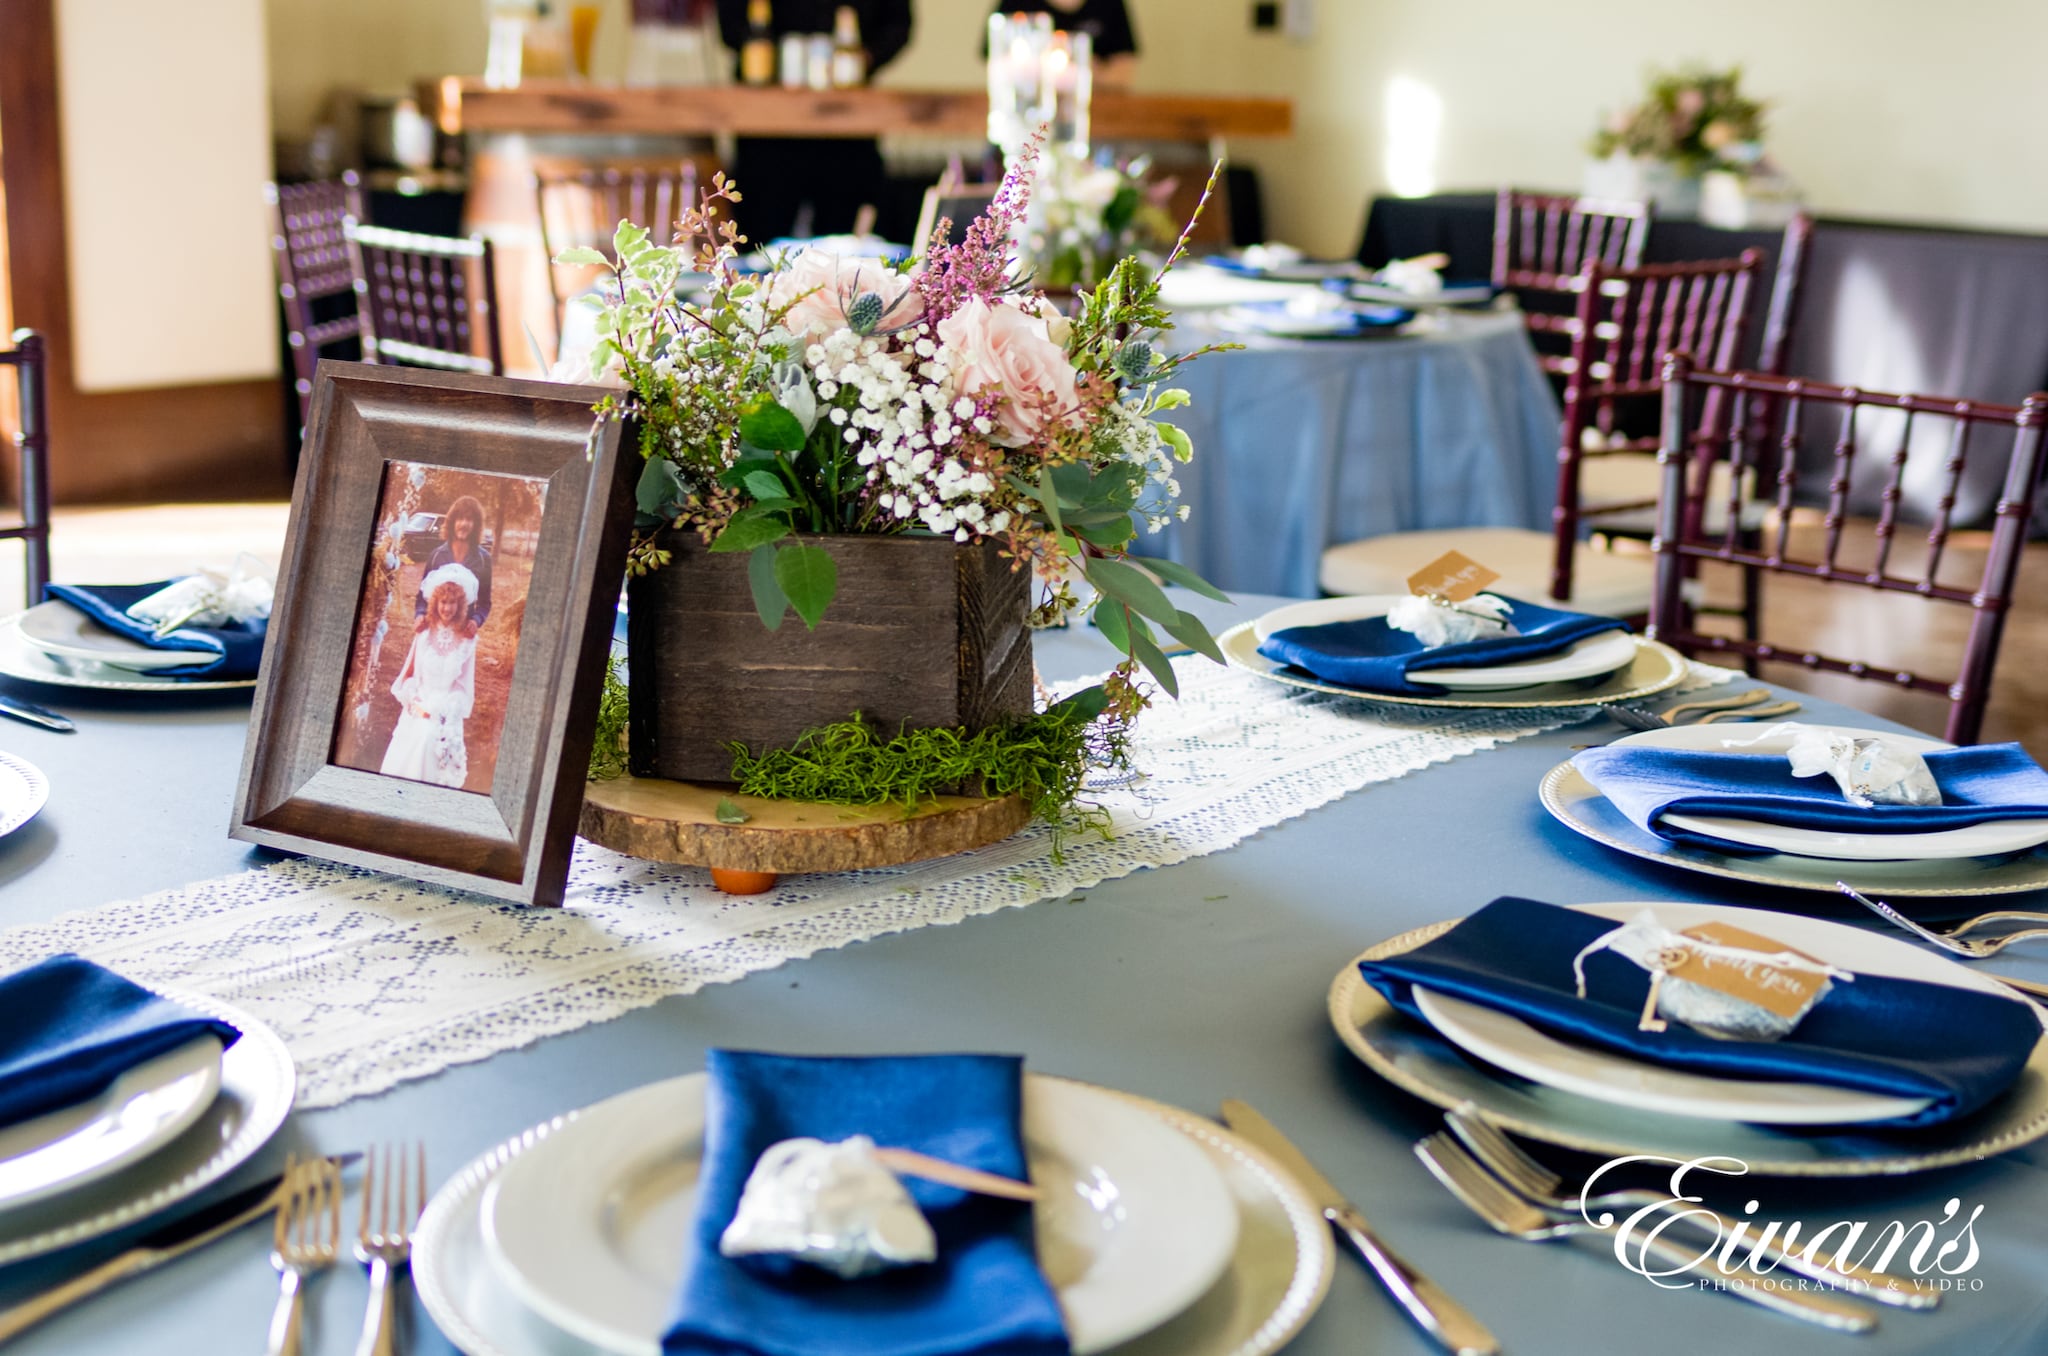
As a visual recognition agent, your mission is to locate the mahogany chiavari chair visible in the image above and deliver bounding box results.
[0,330,51,606]
[534,162,699,333]
[1319,251,1763,620]
[1650,355,2048,744]
[1492,189,1653,375]
[344,222,504,377]
[266,172,367,435]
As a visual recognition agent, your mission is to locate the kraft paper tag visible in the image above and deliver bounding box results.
[1406,551,1500,603]
[1669,922,1832,1022]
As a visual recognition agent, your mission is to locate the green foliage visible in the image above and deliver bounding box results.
[713,797,751,824]
[587,654,631,781]
[773,543,838,629]
[728,695,1132,853]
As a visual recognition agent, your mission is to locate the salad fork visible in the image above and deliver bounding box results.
[1442,1108,1931,1309]
[354,1143,427,1356]
[268,1155,343,1356]
[1413,1133,1877,1332]
[1838,883,2048,959]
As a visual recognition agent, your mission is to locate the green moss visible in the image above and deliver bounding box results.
[727,696,1130,853]
[587,654,631,781]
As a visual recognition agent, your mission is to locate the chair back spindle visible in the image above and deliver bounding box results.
[534,163,699,335]
[266,173,368,435]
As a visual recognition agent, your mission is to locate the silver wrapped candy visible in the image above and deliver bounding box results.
[1728,723,1943,808]
[718,1135,937,1279]
[1386,593,1516,648]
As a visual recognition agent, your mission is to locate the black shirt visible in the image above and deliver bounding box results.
[984,0,1136,58]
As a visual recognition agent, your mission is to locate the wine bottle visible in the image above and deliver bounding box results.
[829,5,866,87]
[740,0,776,86]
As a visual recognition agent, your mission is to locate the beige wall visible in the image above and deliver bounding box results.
[57,0,279,391]
[263,0,2048,261]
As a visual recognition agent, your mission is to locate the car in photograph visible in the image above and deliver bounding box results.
[400,511,444,561]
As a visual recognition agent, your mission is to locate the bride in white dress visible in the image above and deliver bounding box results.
[380,563,480,788]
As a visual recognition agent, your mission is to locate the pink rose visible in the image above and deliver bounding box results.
[767,249,923,337]
[938,298,1080,446]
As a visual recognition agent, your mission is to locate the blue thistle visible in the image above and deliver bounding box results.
[846,291,886,336]
[1113,339,1157,384]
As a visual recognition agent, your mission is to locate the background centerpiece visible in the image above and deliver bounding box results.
[562,143,1231,845]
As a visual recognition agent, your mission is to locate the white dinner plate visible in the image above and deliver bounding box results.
[0,751,49,839]
[419,1078,1331,1356]
[1411,901,2031,1125]
[1602,722,2048,861]
[0,1034,223,1213]
[15,600,206,672]
[0,616,255,693]
[1250,596,1639,690]
[0,994,293,1263]
[479,1074,1239,1356]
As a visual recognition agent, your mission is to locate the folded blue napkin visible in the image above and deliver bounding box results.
[1360,897,2043,1128]
[44,582,267,680]
[0,955,242,1129]
[1225,299,1412,337]
[1573,742,2048,854]
[1257,595,1627,696]
[665,1050,1070,1356]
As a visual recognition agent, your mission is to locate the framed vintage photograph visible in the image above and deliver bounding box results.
[231,363,635,906]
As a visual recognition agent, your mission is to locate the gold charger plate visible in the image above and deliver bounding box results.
[1219,622,1687,710]
[1328,922,2048,1177]
[1539,756,2048,899]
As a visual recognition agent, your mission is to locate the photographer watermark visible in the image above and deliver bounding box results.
[1582,1155,1983,1293]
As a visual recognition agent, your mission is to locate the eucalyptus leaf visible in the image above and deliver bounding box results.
[774,543,838,629]
[709,514,791,553]
[1092,598,1132,653]
[634,457,687,519]
[1032,468,1064,532]
[1128,625,1180,698]
[1084,557,1178,628]
[713,797,751,825]
[747,543,788,629]
[739,402,807,453]
[1161,607,1226,664]
[1048,461,1093,508]
[1138,556,1231,603]
[1051,684,1111,724]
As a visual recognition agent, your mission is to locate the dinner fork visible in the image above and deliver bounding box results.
[354,1143,427,1356]
[1413,1133,1877,1332]
[1837,884,2048,959]
[268,1155,343,1356]
[1442,1108,1932,1309]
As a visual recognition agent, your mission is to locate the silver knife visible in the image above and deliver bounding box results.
[0,694,72,733]
[1222,1100,1499,1356]
[0,1155,357,1346]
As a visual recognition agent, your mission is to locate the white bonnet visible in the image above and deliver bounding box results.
[421,562,479,607]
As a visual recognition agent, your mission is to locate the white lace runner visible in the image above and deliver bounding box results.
[0,660,1734,1108]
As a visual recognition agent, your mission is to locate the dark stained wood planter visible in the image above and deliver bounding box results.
[625,531,1034,783]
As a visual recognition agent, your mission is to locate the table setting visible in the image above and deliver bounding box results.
[0,561,270,698]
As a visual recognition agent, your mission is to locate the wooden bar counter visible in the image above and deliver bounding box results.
[430,79,1292,143]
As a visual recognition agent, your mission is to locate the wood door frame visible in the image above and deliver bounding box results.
[0,0,288,503]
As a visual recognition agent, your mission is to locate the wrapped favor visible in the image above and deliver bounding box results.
[718,1135,936,1279]
[1387,592,1516,648]
[1573,910,1851,1041]
[1726,723,1943,808]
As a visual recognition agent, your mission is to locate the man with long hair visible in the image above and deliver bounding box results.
[415,494,495,629]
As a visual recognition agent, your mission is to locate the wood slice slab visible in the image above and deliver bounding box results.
[579,775,1032,874]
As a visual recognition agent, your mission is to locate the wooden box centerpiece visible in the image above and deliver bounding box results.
[627,531,1033,783]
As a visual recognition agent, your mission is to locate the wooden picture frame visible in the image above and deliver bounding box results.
[230,362,634,906]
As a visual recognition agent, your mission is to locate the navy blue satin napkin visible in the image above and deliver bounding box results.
[1360,897,2043,1128]
[44,582,267,680]
[1256,595,1627,696]
[664,1050,1070,1356]
[1573,742,2048,854]
[0,955,242,1129]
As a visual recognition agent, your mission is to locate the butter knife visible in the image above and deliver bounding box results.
[0,694,71,733]
[0,1155,357,1346]
[1221,1100,1499,1356]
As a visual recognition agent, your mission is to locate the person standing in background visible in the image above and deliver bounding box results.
[715,0,914,242]
[985,0,1136,89]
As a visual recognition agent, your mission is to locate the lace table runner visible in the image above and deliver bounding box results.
[0,660,1731,1108]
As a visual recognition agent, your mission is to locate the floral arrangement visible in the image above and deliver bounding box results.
[560,139,1232,770]
[1588,66,1767,177]
[1025,149,1179,292]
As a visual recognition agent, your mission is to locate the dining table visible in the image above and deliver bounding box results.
[1149,308,1563,598]
[0,589,2044,1356]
